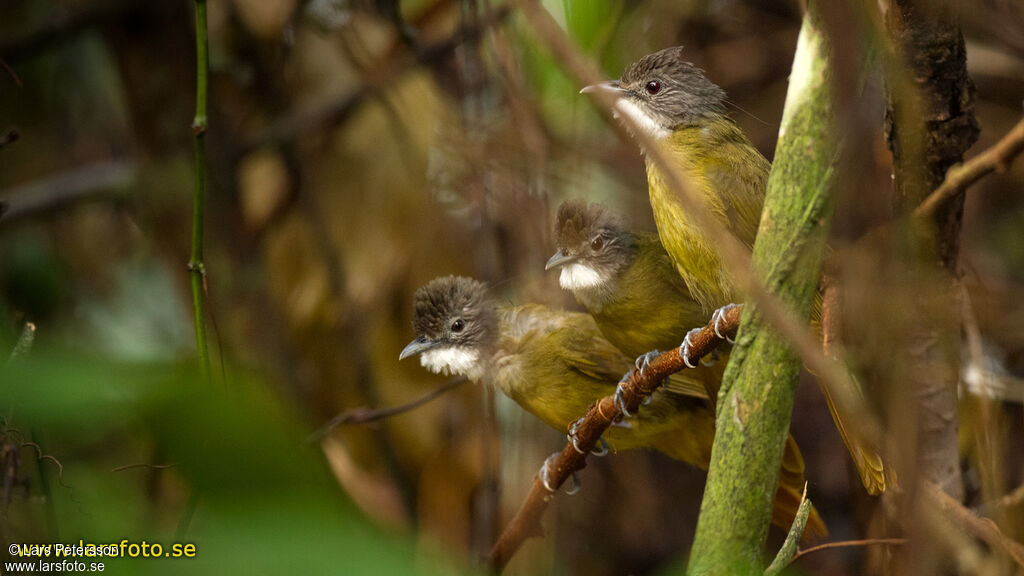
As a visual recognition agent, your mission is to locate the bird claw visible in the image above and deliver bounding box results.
[614,375,633,418]
[678,328,703,368]
[565,471,581,495]
[712,303,740,343]
[568,417,587,454]
[591,437,609,457]
[540,453,581,495]
[634,350,660,379]
[540,453,559,492]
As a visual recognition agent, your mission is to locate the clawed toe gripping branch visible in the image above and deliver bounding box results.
[486,304,743,571]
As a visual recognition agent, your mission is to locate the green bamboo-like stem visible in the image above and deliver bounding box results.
[686,6,836,575]
[189,0,211,383]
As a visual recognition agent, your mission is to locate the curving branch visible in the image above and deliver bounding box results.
[915,111,1024,218]
[305,378,467,444]
[487,306,743,571]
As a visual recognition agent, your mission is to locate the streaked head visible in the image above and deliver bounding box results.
[546,200,632,295]
[400,276,496,381]
[582,46,726,139]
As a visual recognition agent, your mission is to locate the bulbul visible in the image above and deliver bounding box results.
[584,47,888,495]
[546,199,711,360]
[400,275,826,539]
[582,46,766,313]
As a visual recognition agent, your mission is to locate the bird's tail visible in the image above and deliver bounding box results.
[774,434,828,542]
[811,293,892,496]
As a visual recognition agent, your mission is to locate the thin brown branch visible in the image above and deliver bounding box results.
[111,463,178,472]
[487,306,743,571]
[790,538,909,564]
[20,442,70,490]
[0,126,18,150]
[306,378,468,444]
[0,0,141,63]
[0,160,136,223]
[995,482,1024,510]
[924,481,1024,569]
[915,110,1024,218]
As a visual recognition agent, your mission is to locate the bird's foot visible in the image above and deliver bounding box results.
[677,328,704,368]
[712,303,740,343]
[570,417,610,456]
[540,452,580,495]
[634,350,660,379]
[613,371,635,418]
[634,350,661,405]
[568,417,587,454]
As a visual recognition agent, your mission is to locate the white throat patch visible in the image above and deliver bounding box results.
[420,347,482,380]
[559,263,605,290]
[614,98,670,140]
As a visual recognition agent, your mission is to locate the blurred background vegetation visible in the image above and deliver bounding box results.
[1,0,1023,574]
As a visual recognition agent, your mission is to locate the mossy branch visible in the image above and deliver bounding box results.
[686,6,836,575]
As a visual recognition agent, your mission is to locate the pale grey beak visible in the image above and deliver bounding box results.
[580,80,626,96]
[399,336,438,360]
[545,250,578,271]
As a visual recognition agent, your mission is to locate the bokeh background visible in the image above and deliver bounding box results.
[1,0,1023,574]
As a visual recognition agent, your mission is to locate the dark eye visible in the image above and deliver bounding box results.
[645,80,661,95]
[590,236,604,251]
[450,319,465,333]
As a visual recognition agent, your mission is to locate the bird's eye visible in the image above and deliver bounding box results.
[645,80,661,95]
[450,319,465,333]
[590,236,604,251]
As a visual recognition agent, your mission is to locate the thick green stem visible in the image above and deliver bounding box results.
[686,7,836,575]
[189,0,211,383]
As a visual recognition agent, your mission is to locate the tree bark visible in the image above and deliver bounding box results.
[686,6,836,575]
[885,0,978,501]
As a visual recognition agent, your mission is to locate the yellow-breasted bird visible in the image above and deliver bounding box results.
[400,275,827,539]
[583,47,887,495]
[546,199,711,361]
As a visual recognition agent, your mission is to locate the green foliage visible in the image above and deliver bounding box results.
[2,353,460,576]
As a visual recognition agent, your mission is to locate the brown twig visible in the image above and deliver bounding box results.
[915,110,1024,219]
[306,378,468,444]
[0,126,18,150]
[789,538,909,564]
[0,160,136,223]
[923,481,1024,568]
[486,305,743,571]
[111,463,178,472]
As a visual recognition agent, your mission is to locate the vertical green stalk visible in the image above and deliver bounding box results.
[190,0,211,383]
[686,5,835,575]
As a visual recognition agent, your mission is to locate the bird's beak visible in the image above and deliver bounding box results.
[580,80,626,97]
[545,250,578,271]
[399,336,438,360]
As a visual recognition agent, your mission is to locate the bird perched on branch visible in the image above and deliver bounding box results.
[581,46,765,313]
[547,199,720,368]
[400,275,826,539]
[582,47,888,495]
